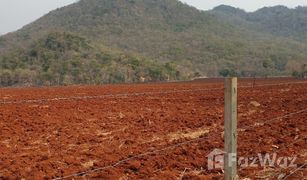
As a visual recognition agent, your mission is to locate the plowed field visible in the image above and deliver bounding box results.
[0,78,306,179]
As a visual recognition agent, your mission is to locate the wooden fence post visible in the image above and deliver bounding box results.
[224,77,237,180]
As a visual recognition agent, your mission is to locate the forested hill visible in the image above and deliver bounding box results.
[0,0,306,87]
[212,5,307,41]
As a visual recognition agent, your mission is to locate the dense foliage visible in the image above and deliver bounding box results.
[212,5,307,41]
[0,0,307,86]
[0,32,180,86]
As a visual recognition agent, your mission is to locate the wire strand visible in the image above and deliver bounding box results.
[53,136,209,180]
[2,80,306,178]
[282,163,307,180]
[1,81,306,105]
[0,87,223,105]
[53,108,307,179]
[239,108,307,131]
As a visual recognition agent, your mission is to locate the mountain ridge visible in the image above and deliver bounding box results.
[211,5,307,40]
[0,0,306,86]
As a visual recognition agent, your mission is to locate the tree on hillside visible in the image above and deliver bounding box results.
[219,68,237,77]
[302,64,307,78]
[291,63,307,79]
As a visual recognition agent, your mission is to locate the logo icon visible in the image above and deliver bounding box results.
[207,148,225,170]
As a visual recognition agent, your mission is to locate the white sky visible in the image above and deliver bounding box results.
[1,0,307,35]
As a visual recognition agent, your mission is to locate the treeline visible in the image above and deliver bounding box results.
[0,32,181,87]
[218,60,307,78]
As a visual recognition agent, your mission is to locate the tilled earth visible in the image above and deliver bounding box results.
[0,78,306,179]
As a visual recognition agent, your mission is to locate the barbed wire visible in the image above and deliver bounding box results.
[0,87,223,105]
[241,135,307,179]
[239,108,307,131]
[53,108,307,179]
[238,108,307,178]
[50,108,307,159]
[237,107,307,179]
[253,135,306,179]
[239,80,307,88]
[282,163,307,180]
[273,117,307,180]
[1,81,306,105]
[53,136,209,180]
[1,80,306,178]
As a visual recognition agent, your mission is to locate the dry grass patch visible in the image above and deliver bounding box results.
[81,160,97,168]
[168,128,209,142]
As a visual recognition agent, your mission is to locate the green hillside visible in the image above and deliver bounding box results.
[0,31,179,86]
[212,5,307,41]
[0,0,307,86]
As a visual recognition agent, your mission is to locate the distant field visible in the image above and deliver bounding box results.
[0,78,306,179]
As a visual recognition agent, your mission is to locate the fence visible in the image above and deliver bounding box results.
[0,80,306,179]
[51,110,307,179]
[1,81,306,105]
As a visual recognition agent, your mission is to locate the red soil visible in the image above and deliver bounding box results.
[0,78,306,179]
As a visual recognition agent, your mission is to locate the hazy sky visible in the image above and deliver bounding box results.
[1,0,307,35]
